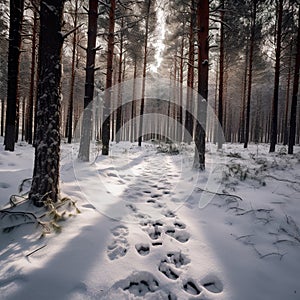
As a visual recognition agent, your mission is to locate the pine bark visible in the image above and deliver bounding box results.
[29,0,65,206]
[138,0,151,147]
[288,6,300,154]
[4,0,24,151]
[116,17,124,143]
[102,0,116,154]
[65,0,78,144]
[184,0,195,144]
[78,0,98,161]
[270,0,283,152]
[217,0,224,149]
[244,0,257,148]
[26,9,37,145]
[194,0,209,170]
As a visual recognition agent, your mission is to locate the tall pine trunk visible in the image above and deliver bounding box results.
[244,0,257,148]
[102,0,115,154]
[29,0,65,206]
[138,0,151,147]
[4,0,24,151]
[270,0,283,152]
[288,5,300,154]
[65,0,78,144]
[78,0,98,161]
[25,9,37,145]
[184,0,195,144]
[194,0,209,170]
[116,17,124,143]
[217,0,224,149]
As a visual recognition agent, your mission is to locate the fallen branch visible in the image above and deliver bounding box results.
[195,187,243,202]
[26,244,47,258]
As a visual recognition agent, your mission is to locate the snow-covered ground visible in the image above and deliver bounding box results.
[1,138,300,300]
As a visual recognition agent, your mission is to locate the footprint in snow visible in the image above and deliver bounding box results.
[165,227,190,243]
[201,275,224,293]
[158,251,190,280]
[183,280,202,295]
[109,271,177,299]
[107,225,129,260]
[183,276,223,296]
[163,209,176,218]
[135,243,150,256]
[141,220,164,240]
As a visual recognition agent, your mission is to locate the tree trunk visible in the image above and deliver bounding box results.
[270,0,283,152]
[131,57,137,142]
[4,0,24,151]
[184,0,195,144]
[194,0,209,170]
[116,17,124,143]
[178,34,184,142]
[21,97,25,141]
[29,0,65,206]
[65,0,78,144]
[217,0,224,149]
[288,5,300,154]
[1,98,4,136]
[244,0,257,148]
[102,0,115,154]
[283,42,293,145]
[138,0,151,147]
[239,44,248,143]
[25,9,37,145]
[78,0,98,161]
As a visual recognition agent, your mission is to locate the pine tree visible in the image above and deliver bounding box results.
[4,0,25,151]
[29,0,65,206]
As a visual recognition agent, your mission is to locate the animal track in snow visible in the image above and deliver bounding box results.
[163,210,176,218]
[165,251,190,268]
[141,220,164,240]
[165,228,190,243]
[135,243,150,256]
[158,262,179,280]
[158,252,190,280]
[174,220,186,229]
[201,275,223,293]
[183,280,202,295]
[122,272,159,297]
[107,225,129,260]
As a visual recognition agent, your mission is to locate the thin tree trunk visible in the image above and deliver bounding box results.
[4,0,24,151]
[21,97,25,141]
[138,0,151,147]
[244,0,257,148]
[194,0,209,170]
[116,17,124,143]
[78,0,98,161]
[178,34,184,142]
[288,5,300,154]
[131,57,137,142]
[25,9,37,144]
[184,0,195,144]
[283,43,293,145]
[29,0,65,206]
[102,0,115,154]
[239,44,248,143]
[1,98,4,136]
[270,0,283,152]
[66,0,78,144]
[217,0,225,149]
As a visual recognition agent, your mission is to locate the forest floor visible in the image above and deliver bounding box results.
[0,138,300,299]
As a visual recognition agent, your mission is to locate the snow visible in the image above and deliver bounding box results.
[0,138,300,299]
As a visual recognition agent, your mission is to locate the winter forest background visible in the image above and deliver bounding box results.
[0,0,300,299]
